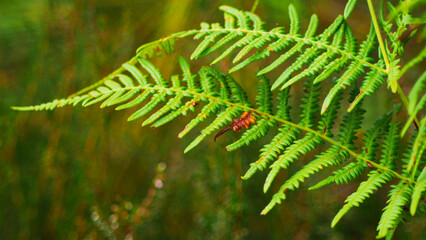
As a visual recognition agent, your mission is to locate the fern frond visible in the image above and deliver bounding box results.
[309,161,366,190]
[299,78,321,128]
[261,134,323,214]
[281,146,348,192]
[183,2,389,116]
[152,96,203,128]
[376,180,413,239]
[387,54,401,93]
[406,117,426,177]
[278,16,345,90]
[313,26,357,85]
[242,124,298,180]
[226,118,275,151]
[408,72,426,114]
[322,24,377,114]
[184,106,241,153]
[348,60,387,112]
[330,108,401,228]
[242,89,295,179]
[288,4,300,35]
[285,23,346,88]
[277,90,363,194]
[379,106,402,170]
[378,1,418,56]
[401,73,426,136]
[410,166,426,216]
[324,87,364,148]
[261,81,345,212]
[331,170,394,227]
[264,133,322,193]
[376,130,422,239]
[343,0,358,19]
[261,78,322,191]
[177,101,223,138]
[255,75,273,114]
[225,75,274,152]
[311,107,393,190]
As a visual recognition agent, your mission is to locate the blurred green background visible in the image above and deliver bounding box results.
[0,0,424,239]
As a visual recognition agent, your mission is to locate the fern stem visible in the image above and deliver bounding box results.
[397,85,420,137]
[366,0,390,71]
[250,0,259,13]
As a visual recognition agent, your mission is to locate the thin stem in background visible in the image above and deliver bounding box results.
[367,0,390,71]
[250,0,259,13]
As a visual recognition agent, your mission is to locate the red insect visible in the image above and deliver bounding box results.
[214,111,256,141]
[190,100,199,107]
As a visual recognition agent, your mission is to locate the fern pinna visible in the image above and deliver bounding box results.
[12,0,425,239]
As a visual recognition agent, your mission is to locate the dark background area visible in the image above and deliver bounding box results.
[0,0,424,239]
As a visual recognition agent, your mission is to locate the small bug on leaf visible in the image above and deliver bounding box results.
[214,111,256,141]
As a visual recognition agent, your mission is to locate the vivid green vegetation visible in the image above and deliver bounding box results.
[1,0,425,239]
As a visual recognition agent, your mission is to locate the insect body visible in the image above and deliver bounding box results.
[214,111,256,141]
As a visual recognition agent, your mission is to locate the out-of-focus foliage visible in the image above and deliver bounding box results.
[1,0,425,239]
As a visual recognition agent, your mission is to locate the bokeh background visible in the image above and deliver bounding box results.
[0,0,424,239]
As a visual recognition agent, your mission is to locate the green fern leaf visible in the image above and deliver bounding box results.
[242,88,295,179]
[379,106,402,170]
[242,125,298,180]
[142,92,185,126]
[178,56,196,90]
[115,90,151,110]
[228,31,289,73]
[285,23,346,87]
[309,161,366,190]
[348,60,387,112]
[406,117,426,173]
[151,96,202,127]
[299,78,321,128]
[264,133,322,193]
[343,0,358,19]
[226,118,275,151]
[184,106,241,153]
[262,14,319,83]
[233,33,273,63]
[410,166,426,216]
[288,4,300,35]
[191,25,226,60]
[178,101,223,138]
[331,170,394,227]
[255,75,273,114]
[225,76,275,151]
[127,91,168,121]
[279,15,345,90]
[12,4,423,236]
[322,25,376,114]
[280,146,347,192]
[277,90,362,193]
[138,57,168,86]
[122,63,148,85]
[408,72,426,114]
[219,6,250,30]
[376,181,413,238]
